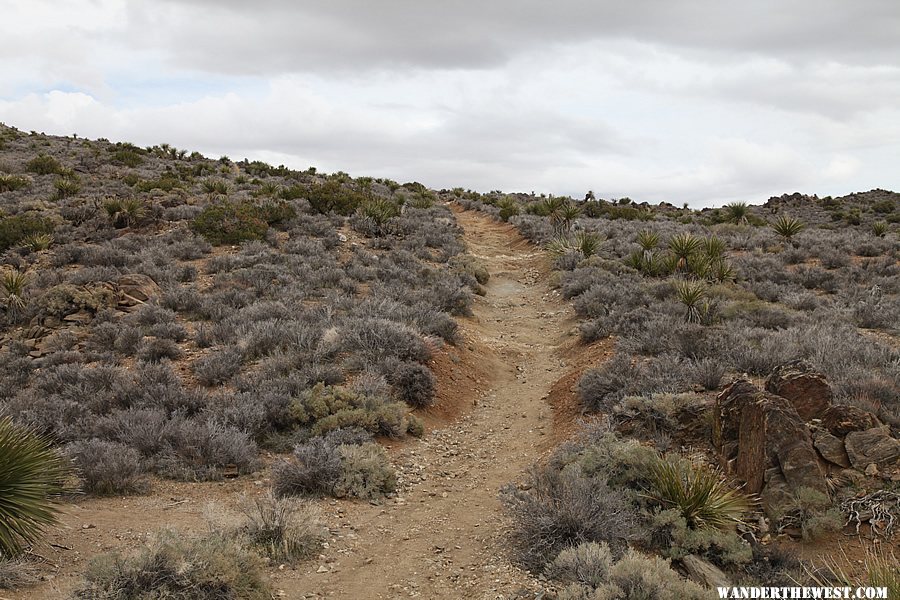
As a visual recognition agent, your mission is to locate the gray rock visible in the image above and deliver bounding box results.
[845,427,900,470]
[682,554,731,588]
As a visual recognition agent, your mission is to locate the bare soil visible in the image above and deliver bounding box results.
[8,205,578,600]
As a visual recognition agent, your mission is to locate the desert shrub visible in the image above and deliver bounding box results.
[333,443,397,499]
[502,465,637,572]
[649,509,752,567]
[273,428,394,499]
[136,338,184,362]
[547,542,613,589]
[72,530,272,600]
[0,417,71,556]
[190,201,269,245]
[66,439,148,496]
[340,317,430,364]
[0,214,54,252]
[237,493,325,564]
[578,353,686,413]
[0,556,40,589]
[589,548,709,600]
[54,176,81,199]
[288,383,411,438]
[388,360,437,408]
[687,357,727,390]
[193,348,244,386]
[305,180,364,215]
[25,154,62,175]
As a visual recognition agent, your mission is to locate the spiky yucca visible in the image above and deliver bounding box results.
[546,231,603,259]
[2,270,30,316]
[668,233,702,272]
[771,215,804,245]
[644,458,751,529]
[0,417,70,556]
[871,221,888,238]
[725,201,750,224]
[674,279,706,323]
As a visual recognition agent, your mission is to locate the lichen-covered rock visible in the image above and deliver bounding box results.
[765,360,832,421]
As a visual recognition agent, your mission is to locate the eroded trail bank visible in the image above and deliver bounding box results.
[277,206,575,598]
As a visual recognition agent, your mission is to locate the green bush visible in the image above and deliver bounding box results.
[0,417,70,557]
[190,201,269,245]
[0,214,54,252]
[135,175,182,193]
[112,149,144,167]
[25,154,62,175]
[72,530,272,599]
[306,180,365,215]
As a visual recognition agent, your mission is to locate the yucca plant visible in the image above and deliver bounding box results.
[2,270,30,315]
[53,177,81,199]
[553,202,581,232]
[546,231,603,259]
[0,174,30,192]
[22,233,53,252]
[771,215,804,246]
[668,233,702,271]
[202,179,230,196]
[407,194,434,209]
[643,457,752,529]
[725,201,750,225]
[0,417,71,556]
[360,199,401,228]
[701,235,726,259]
[497,197,519,222]
[871,221,888,238]
[636,230,660,252]
[103,197,145,228]
[709,259,737,283]
[674,279,706,323]
[255,181,280,197]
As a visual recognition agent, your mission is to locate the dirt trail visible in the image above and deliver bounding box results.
[275,206,574,598]
[9,207,575,600]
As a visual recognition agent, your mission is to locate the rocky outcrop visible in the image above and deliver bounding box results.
[844,427,900,471]
[715,379,827,505]
[813,430,851,468]
[764,360,832,421]
[821,405,882,437]
[116,274,161,309]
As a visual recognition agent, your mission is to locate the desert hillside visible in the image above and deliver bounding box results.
[0,124,898,599]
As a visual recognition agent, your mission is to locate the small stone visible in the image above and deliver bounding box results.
[865,463,879,477]
[317,565,329,573]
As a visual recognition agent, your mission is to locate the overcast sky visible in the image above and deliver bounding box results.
[2,1,898,206]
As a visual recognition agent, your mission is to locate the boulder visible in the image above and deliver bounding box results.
[760,468,794,518]
[682,554,731,589]
[813,430,851,468]
[821,405,881,437]
[765,360,832,421]
[715,380,827,496]
[116,274,160,308]
[844,427,900,471]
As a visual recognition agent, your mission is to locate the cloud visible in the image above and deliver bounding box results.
[1,1,899,206]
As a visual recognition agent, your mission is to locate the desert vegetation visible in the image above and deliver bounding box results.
[1,123,897,597]
[458,188,899,594]
[0,124,482,595]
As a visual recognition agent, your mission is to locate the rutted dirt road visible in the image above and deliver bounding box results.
[9,206,576,600]
[277,206,575,598]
